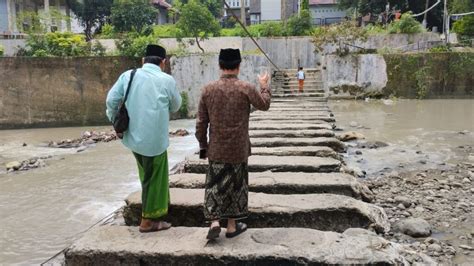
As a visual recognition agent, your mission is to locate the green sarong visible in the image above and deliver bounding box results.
[133,151,169,220]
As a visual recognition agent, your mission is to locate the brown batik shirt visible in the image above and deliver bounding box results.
[195,74,272,164]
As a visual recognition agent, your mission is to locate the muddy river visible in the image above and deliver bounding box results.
[0,99,473,264]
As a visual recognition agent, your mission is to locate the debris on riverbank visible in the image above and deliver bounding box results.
[48,129,192,149]
[364,164,474,264]
[169,129,190,137]
[5,156,51,173]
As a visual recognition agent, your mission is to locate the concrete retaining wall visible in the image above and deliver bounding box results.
[0,54,268,128]
[1,33,442,69]
[0,57,141,129]
[322,52,474,99]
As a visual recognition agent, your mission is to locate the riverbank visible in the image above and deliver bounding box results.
[330,99,474,264]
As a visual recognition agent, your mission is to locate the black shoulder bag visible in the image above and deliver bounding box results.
[113,69,137,136]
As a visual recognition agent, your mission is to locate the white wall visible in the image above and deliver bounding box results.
[261,0,281,21]
[322,54,388,97]
[170,54,270,115]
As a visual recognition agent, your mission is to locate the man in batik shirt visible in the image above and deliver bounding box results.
[195,48,271,240]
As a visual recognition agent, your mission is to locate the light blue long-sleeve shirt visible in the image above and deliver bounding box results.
[106,63,182,157]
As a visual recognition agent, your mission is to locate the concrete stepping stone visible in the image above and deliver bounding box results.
[272,98,328,103]
[252,111,332,116]
[123,189,389,233]
[184,155,341,174]
[169,172,373,202]
[249,129,335,138]
[250,137,346,152]
[251,146,338,158]
[250,116,335,122]
[273,93,326,98]
[249,123,334,130]
[65,226,412,265]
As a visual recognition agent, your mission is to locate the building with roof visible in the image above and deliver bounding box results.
[309,0,347,25]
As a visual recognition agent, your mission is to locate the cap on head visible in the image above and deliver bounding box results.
[145,44,166,58]
[219,48,242,64]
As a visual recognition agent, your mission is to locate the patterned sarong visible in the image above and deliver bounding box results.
[204,161,249,220]
[133,151,169,220]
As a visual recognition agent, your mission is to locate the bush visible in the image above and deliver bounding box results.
[178,91,189,118]
[453,15,474,37]
[100,23,116,38]
[429,45,452,53]
[248,21,286,37]
[24,32,90,57]
[0,45,4,56]
[115,32,159,57]
[388,13,424,34]
[286,10,314,36]
[153,24,181,38]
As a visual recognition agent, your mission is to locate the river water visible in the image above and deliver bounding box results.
[0,119,197,265]
[330,99,474,177]
[1,100,473,264]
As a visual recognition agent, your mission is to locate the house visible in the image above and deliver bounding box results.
[309,0,347,25]
[151,0,174,25]
[249,0,299,24]
[224,0,250,24]
[0,0,83,37]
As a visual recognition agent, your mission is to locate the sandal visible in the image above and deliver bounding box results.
[225,222,247,238]
[139,221,172,233]
[206,225,221,240]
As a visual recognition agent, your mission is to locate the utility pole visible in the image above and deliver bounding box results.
[241,0,246,26]
[423,0,429,28]
[443,0,448,44]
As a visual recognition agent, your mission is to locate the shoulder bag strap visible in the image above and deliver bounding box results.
[123,69,137,103]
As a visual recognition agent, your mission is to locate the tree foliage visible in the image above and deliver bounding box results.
[115,32,159,57]
[388,12,425,34]
[312,21,368,55]
[449,0,474,14]
[286,10,313,36]
[174,0,223,18]
[301,0,309,11]
[453,15,474,37]
[176,0,221,52]
[66,0,113,41]
[111,0,157,33]
[15,7,70,34]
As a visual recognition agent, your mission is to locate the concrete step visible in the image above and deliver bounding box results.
[250,137,345,152]
[65,226,411,265]
[249,116,336,123]
[272,93,326,98]
[169,172,373,202]
[249,129,334,138]
[252,111,333,117]
[252,146,339,158]
[272,98,328,103]
[267,107,330,112]
[249,122,334,131]
[184,155,341,173]
[123,189,389,233]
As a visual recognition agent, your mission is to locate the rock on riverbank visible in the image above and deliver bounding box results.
[364,164,474,263]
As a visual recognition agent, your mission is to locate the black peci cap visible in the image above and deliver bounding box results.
[145,44,166,58]
[219,48,242,64]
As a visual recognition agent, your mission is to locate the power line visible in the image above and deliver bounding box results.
[412,0,441,17]
[222,0,281,71]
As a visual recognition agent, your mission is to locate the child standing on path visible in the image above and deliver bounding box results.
[297,67,305,93]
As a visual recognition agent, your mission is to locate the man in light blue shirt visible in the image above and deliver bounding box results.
[106,44,181,233]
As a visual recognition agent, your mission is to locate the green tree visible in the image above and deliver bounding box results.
[312,21,368,56]
[453,15,474,37]
[174,0,222,18]
[111,0,157,33]
[301,0,309,11]
[176,0,221,52]
[286,10,313,36]
[449,0,474,14]
[66,0,113,41]
[388,12,425,34]
[115,32,159,57]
